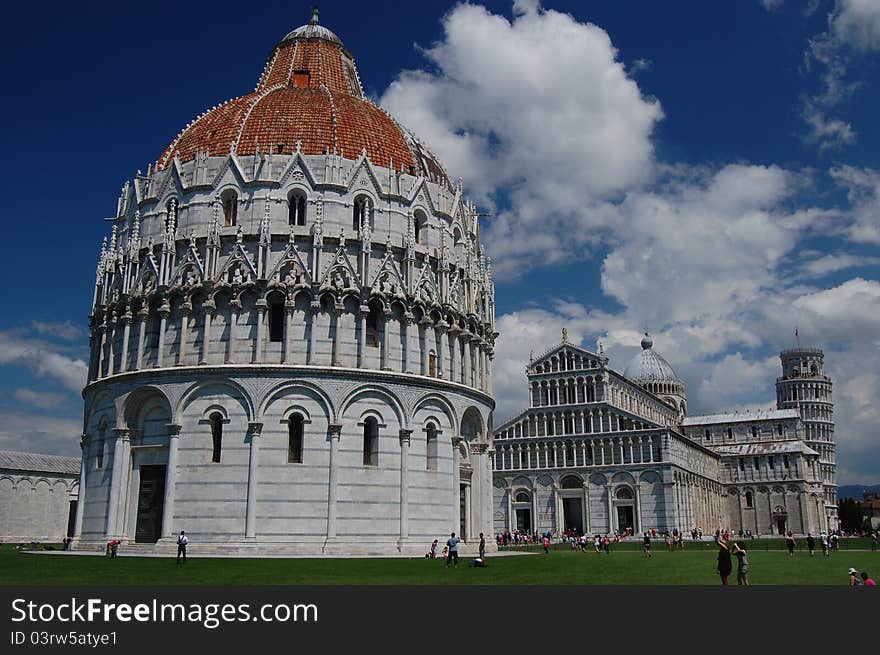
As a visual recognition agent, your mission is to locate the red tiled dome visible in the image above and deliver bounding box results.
[157,20,450,187]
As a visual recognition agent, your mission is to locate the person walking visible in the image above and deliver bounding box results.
[542,534,550,554]
[445,532,460,568]
[785,531,796,556]
[733,542,749,586]
[176,531,188,564]
[806,533,815,556]
[820,531,829,556]
[716,538,732,586]
[429,539,438,559]
[643,532,652,558]
[479,533,486,560]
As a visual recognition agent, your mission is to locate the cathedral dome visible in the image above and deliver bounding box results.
[156,14,451,188]
[623,333,679,383]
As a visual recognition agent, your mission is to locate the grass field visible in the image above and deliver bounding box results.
[1,543,877,585]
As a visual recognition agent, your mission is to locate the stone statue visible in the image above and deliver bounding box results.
[232,265,243,285]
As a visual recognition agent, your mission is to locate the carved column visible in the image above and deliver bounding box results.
[245,422,262,540]
[399,429,412,544]
[419,317,430,375]
[606,484,614,534]
[255,298,267,364]
[161,423,181,539]
[135,308,148,371]
[226,300,240,364]
[583,482,591,535]
[435,321,447,378]
[119,312,132,373]
[283,302,295,364]
[73,434,89,540]
[106,428,131,539]
[200,301,215,365]
[452,437,462,536]
[307,302,318,365]
[327,423,342,539]
[156,303,170,367]
[106,314,116,377]
[635,482,643,534]
[357,305,368,368]
[380,309,391,370]
[178,305,190,366]
[331,307,341,366]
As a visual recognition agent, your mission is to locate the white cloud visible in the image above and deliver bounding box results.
[30,321,83,342]
[12,388,70,410]
[0,330,88,393]
[760,0,784,11]
[802,105,856,151]
[831,0,880,52]
[381,1,663,277]
[0,410,81,457]
[829,165,880,243]
[796,252,880,278]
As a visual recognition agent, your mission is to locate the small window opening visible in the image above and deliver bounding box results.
[221,190,238,227]
[268,294,285,343]
[288,414,304,464]
[288,192,306,226]
[210,412,223,463]
[363,417,379,466]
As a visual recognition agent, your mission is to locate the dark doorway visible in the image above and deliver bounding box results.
[616,505,634,534]
[563,497,583,535]
[459,485,468,541]
[776,517,787,535]
[135,465,166,543]
[516,508,531,533]
[66,500,77,538]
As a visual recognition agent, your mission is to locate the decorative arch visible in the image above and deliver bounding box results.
[339,384,407,429]
[176,377,255,422]
[258,379,335,424]
[560,474,584,489]
[460,405,485,442]
[121,385,173,428]
[412,393,458,432]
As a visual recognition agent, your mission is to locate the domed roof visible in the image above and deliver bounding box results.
[156,14,451,188]
[623,333,680,383]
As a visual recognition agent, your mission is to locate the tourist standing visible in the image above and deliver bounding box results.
[430,539,438,559]
[716,538,732,586]
[643,532,652,558]
[786,531,796,556]
[820,531,829,556]
[542,534,550,554]
[176,531,188,564]
[445,532,460,567]
[479,533,485,560]
[806,533,815,556]
[733,542,749,586]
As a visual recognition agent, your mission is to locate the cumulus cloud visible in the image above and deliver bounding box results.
[12,388,70,411]
[829,165,880,243]
[796,251,880,278]
[801,0,880,150]
[381,1,663,276]
[0,329,88,393]
[30,321,83,342]
[0,410,81,457]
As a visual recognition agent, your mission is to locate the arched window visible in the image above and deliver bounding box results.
[366,301,382,348]
[414,210,427,244]
[210,412,223,463]
[426,423,438,470]
[515,492,531,503]
[221,190,238,227]
[288,191,306,226]
[745,491,754,508]
[288,413,304,463]
[428,351,437,377]
[561,476,582,490]
[95,425,106,470]
[363,417,379,466]
[353,196,370,232]
[616,486,633,499]
[268,293,285,343]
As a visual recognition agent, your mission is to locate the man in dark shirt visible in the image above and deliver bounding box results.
[806,533,815,556]
[643,532,652,558]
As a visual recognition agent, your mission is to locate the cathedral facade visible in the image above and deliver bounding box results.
[74,15,496,556]
[492,334,837,538]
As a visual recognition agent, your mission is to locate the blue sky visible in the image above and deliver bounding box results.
[0,0,878,483]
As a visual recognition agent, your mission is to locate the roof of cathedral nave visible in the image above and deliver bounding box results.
[622,333,682,384]
[157,10,451,188]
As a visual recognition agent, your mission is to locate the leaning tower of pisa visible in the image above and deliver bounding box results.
[776,347,838,530]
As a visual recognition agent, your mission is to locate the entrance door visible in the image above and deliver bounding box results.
[776,517,787,535]
[516,508,531,533]
[563,498,583,535]
[135,465,166,543]
[616,505,634,534]
[459,485,467,541]
[66,500,77,538]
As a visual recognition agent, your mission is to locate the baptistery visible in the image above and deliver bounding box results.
[74,13,497,555]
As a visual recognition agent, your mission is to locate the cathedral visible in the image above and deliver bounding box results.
[73,13,496,555]
[492,333,838,538]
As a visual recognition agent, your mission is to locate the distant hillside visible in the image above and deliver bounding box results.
[838,484,880,500]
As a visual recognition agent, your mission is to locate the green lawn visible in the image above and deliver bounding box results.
[1,543,877,585]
